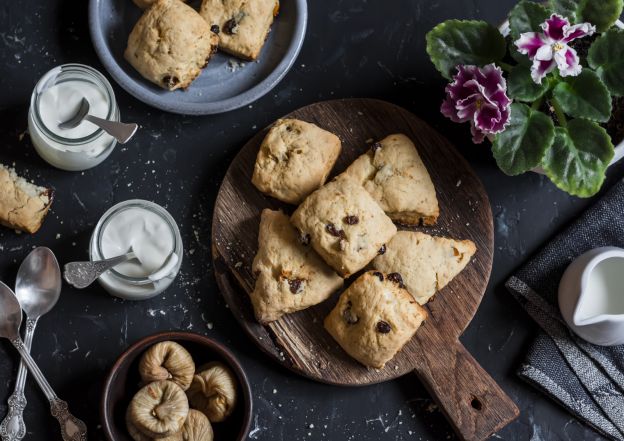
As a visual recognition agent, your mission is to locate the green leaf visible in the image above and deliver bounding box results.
[542,121,614,197]
[550,0,579,22]
[426,20,507,79]
[508,65,549,101]
[552,70,612,122]
[492,103,555,175]
[509,1,552,39]
[578,0,623,32]
[588,29,624,97]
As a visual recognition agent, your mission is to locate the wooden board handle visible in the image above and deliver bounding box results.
[413,338,519,441]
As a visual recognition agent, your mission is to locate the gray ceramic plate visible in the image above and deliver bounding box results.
[89,0,307,115]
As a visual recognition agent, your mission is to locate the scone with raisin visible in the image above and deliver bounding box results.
[125,0,219,91]
[250,209,343,323]
[324,271,427,369]
[341,133,439,225]
[373,231,476,305]
[252,119,342,204]
[0,164,53,234]
[200,0,279,60]
[291,176,397,277]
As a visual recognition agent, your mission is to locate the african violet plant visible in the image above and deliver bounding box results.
[426,0,624,197]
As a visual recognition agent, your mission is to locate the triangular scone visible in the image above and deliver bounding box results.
[341,134,439,226]
[251,209,343,323]
[373,231,476,305]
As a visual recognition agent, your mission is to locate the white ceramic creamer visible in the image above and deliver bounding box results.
[558,247,624,346]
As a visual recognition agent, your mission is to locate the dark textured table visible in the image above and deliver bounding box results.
[0,0,617,439]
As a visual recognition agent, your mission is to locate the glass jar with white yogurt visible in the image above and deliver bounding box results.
[28,64,119,171]
[89,200,183,300]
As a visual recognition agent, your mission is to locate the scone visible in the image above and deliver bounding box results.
[125,0,219,91]
[132,0,186,9]
[373,231,476,305]
[0,164,53,234]
[252,119,342,204]
[291,176,397,277]
[341,133,439,225]
[250,209,343,323]
[199,0,278,60]
[324,271,427,369]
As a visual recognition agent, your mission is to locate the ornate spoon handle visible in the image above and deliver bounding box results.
[10,337,87,440]
[63,252,135,289]
[0,318,37,441]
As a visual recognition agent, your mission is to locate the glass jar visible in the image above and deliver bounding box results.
[89,200,183,300]
[28,64,119,171]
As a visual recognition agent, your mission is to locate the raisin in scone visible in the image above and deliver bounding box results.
[291,176,397,277]
[125,0,219,91]
[250,209,343,323]
[199,0,278,60]
[341,134,439,226]
[252,119,342,204]
[324,271,427,369]
[373,231,476,305]
[0,164,53,234]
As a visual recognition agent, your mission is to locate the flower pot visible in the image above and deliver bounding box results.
[499,19,624,175]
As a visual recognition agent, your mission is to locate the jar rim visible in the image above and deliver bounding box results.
[30,63,116,145]
[93,200,183,285]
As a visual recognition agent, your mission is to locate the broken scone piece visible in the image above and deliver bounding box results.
[200,0,279,60]
[125,0,219,91]
[252,119,342,204]
[291,176,397,277]
[0,164,53,234]
[373,231,476,305]
[341,133,439,226]
[250,209,343,323]
[324,271,427,369]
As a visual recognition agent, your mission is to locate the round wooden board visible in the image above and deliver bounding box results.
[212,98,494,385]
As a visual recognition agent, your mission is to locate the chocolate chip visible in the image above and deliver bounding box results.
[372,271,384,282]
[387,272,405,288]
[343,301,359,324]
[288,278,304,294]
[210,24,220,34]
[162,75,179,88]
[376,320,391,333]
[326,223,346,239]
[371,142,382,152]
[378,244,386,255]
[344,215,359,225]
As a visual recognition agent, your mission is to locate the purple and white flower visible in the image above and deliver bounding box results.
[515,14,595,84]
[441,64,511,144]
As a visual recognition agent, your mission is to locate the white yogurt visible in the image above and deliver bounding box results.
[90,200,183,300]
[101,207,175,278]
[28,64,119,171]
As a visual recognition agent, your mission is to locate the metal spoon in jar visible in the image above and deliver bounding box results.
[0,247,62,441]
[58,97,137,144]
[0,280,87,441]
[63,250,137,289]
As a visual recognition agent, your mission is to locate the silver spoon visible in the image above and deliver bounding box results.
[63,251,137,289]
[58,97,137,144]
[0,280,87,441]
[0,248,62,441]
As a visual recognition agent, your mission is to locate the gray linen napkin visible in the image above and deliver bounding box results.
[506,178,624,441]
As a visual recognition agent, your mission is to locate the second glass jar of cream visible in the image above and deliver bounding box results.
[90,200,183,300]
[28,63,119,171]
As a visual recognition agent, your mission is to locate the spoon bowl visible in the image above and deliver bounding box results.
[16,247,61,318]
[0,281,21,340]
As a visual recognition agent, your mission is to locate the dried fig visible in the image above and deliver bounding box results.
[186,362,237,422]
[182,409,214,441]
[126,407,183,441]
[139,341,195,390]
[128,380,189,438]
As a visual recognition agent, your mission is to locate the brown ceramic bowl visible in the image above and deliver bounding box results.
[101,331,253,441]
